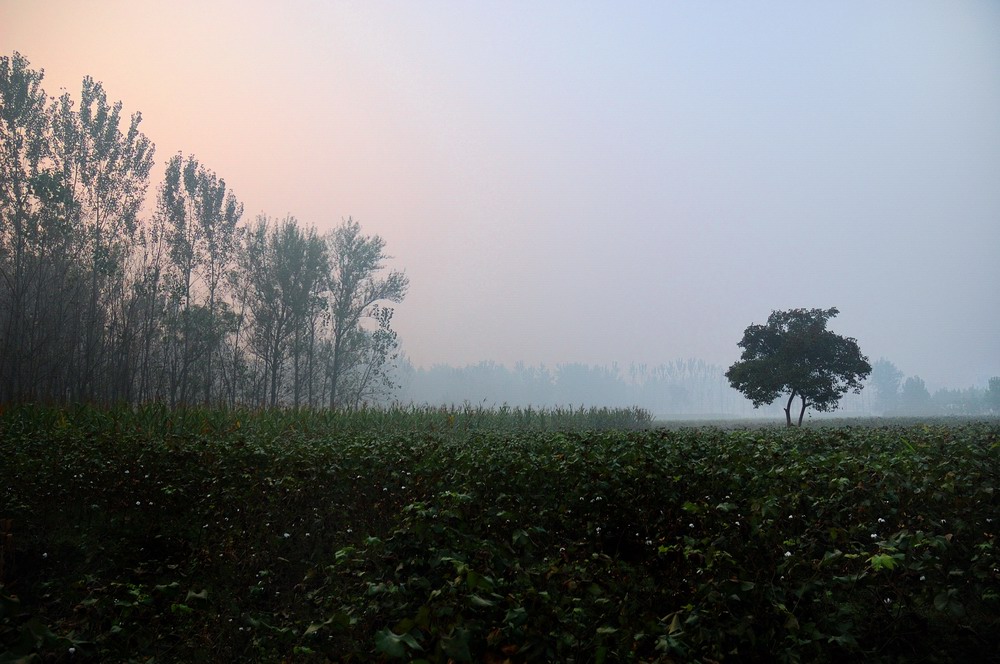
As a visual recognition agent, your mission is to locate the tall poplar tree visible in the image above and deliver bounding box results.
[324,218,408,409]
[0,52,54,401]
[49,75,154,400]
[158,153,242,405]
[240,216,327,407]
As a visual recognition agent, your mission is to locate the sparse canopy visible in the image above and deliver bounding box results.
[725,307,872,426]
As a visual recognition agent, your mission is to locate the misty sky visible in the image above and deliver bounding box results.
[6,1,1000,390]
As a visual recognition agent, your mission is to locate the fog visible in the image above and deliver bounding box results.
[6,1,999,402]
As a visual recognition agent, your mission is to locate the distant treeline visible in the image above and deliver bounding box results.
[0,53,406,408]
[394,359,767,417]
[868,359,1000,417]
[394,359,1000,418]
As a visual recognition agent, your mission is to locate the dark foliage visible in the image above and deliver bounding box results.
[2,405,997,662]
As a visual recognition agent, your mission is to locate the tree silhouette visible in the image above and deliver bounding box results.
[726,308,871,426]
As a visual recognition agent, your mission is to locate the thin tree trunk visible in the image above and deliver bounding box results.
[269,323,282,407]
[329,337,342,409]
[783,389,797,427]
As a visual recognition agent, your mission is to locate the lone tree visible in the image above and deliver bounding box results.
[725,307,871,426]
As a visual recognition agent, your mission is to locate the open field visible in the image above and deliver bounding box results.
[650,415,1000,430]
[2,405,998,662]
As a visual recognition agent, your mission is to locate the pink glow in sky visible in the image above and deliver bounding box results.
[5,1,1000,389]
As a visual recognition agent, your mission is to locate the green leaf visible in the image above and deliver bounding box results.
[466,570,494,591]
[441,627,473,661]
[375,629,422,658]
[868,554,897,571]
[304,611,352,637]
[469,593,495,608]
[504,606,528,627]
[934,590,965,617]
[185,589,209,603]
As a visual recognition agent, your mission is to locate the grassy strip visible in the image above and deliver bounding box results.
[1,406,997,662]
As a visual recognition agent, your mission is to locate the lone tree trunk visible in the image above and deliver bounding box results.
[783,390,797,427]
[782,390,810,427]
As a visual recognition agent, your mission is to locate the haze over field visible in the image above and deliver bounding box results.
[5,1,1000,391]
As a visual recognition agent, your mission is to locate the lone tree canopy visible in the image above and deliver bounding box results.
[725,307,872,426]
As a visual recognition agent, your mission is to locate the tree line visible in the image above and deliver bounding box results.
[868,360,1000,417]
[0,52,407,408]
[391,357,1000,419]
[394,359,769,417]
